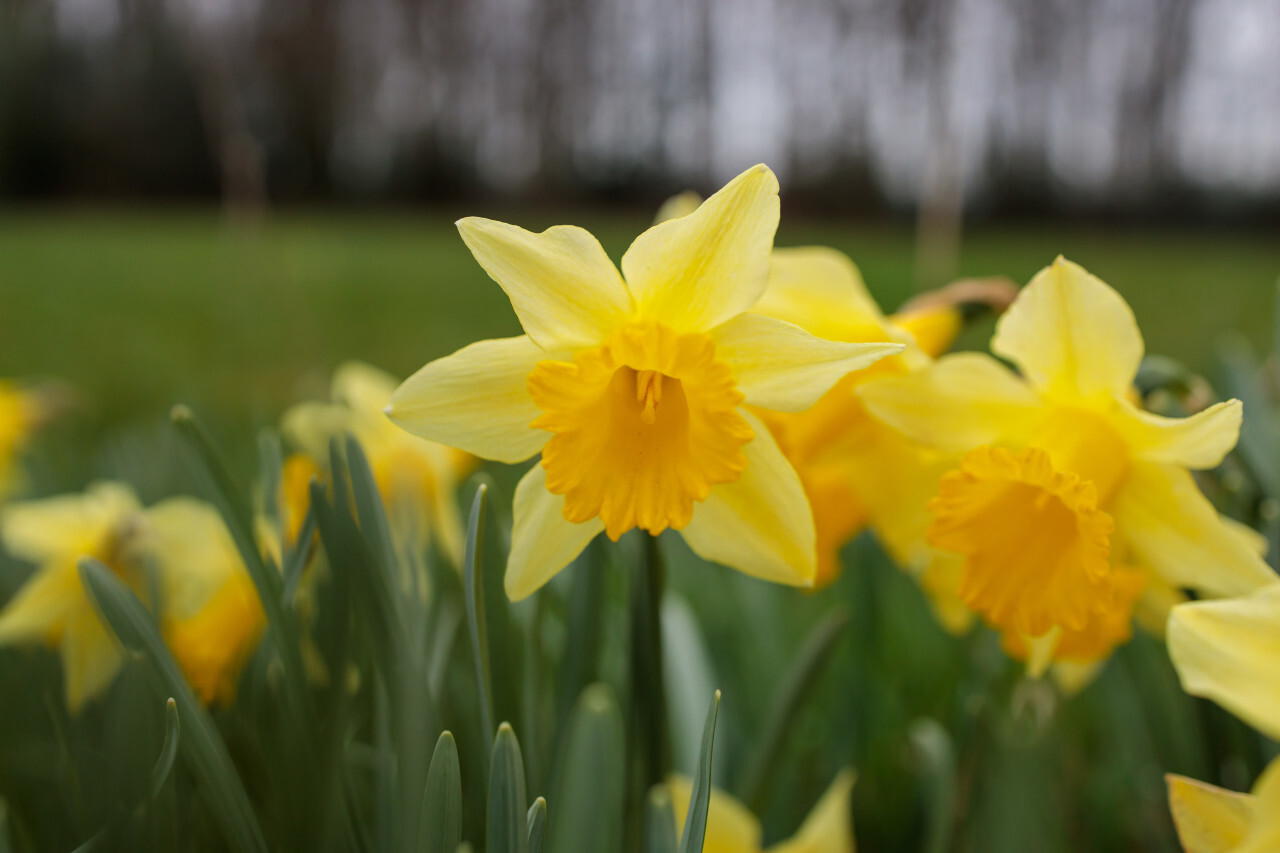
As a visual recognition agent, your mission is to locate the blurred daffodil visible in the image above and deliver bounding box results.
[0,379,59,499]
[283,361,474,566]
[0,483,263,710]
[668,769,856,853]
[860,257,1274,671]
[1165,583,1280,852]
[387,165,902,599]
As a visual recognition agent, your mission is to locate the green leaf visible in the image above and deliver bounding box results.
[79,559,268,853]
[644,786,678,853]
[677,690,721,853]
[487,723,528,853]
[526,798,547,853]
[150,698,181,800]
[737,609,849,809]
[465,484,495,743]
[1218,336,1280,501]
[419,732,463,853]
[546,685,624,853]
[910,719,957,853]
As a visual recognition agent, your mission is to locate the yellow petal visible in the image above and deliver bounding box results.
[1,482,140,565]
[331,360,398,414]
[891,304,962,360]
[1167,583,1280,741]
[141,497,243,621]
[61,601,125,713]
[1110,462,1277,598]
[1114,399,1242,470]
[456,218,632,349]
[1166,773,1255,853]
[767,768,857,853]
[623,164,779,333]
[754,246,890,343]
[1239,758,1280,853]
[668,775,764,853]
[388,335,556,464]
[0,561,80,644]
[505,464,603,601]
[856,353,1042,452]
[681,410,816,587]
[992,257,1143,402]
[711,313,902,413]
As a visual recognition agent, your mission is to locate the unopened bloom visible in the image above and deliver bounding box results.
[1165,583,1280,852]
[860,257,1274,670]
[668,769,856,853]
[283,361,474,565]
[387,165,902,599]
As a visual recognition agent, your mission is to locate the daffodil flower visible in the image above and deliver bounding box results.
[283,361,474,566]
[859,257,1274,670]
[0,379,54,499]
[1164,583,1280,852]
[387,165,903,599]
[0,483,263,710]
[668,769,856,853]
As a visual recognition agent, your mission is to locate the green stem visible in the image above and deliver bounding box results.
[627,533,671,853]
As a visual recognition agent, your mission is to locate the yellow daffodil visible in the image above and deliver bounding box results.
[668,770,856,853]
[747,244,962,587]
[387,165,903,599]
[0,380,56,499]
[283,361,474,565]
[859,257,1274,671]
[1165,583,1280,852]
[0,484,263,710]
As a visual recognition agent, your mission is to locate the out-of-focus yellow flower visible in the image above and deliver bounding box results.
[0,484,263,710]
[388,165,902,599]
[668,769,856,853]
[283,361,474,566]
[747,244,962,587]
[860,257,1273,671]
[0,380,57,499]
[1165,583,1280,852]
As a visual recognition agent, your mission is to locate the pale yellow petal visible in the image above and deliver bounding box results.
[331,360,397,413]
[623,164,779,333]
[1114,399,1242,470]
[141,497,242,621]
[61,602,125,713]
[767,768,857,853]
[711,313,902,413]
[1111,462,1277,598]
[387,336,556,464]
[668,775,764,853]
[1239,758,1280,853]
[456,218,632,349]
[281,402,356,461]
[505,464,603,601]
[1167,584,1280,741]
[754,247,890,343]
[0,561,80,644]
[1,482,139,564]
[992,256,1143,402]
[1166,773,1255,853]
[681,410,816,587]
[891,304,962,360]
[856,353,1043,452]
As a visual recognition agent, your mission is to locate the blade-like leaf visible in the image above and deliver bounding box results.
[526,798,547,853]
[419,732,463,853]
[79,559,267,853]
[911,719,957,853]
[150,698,181,799]
[547,685,624,853]
[644,786,678,853]
[487,723,528,853]
[678,690,721,853]
[465,485,495,743]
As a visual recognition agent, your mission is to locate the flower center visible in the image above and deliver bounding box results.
[528,323,753,540]
[928,446,1117,637]
[1031,407,1130,506]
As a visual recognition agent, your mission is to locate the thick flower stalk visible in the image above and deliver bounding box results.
[860,257,1274,670]
[387,165,902,599]
[668,769,856,853]
[0,483,263,710]
[283,360,474,565]
[1164,583,1280,852]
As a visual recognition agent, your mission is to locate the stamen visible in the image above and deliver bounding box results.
[636,370,663,425]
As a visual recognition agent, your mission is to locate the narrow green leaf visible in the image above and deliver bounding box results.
[737,609,850,809]
[910,719,957,853]
[465,485,495,742]
[1218,336,1280,500]
[487,723,528,853]
[281,503,316,603]
[644,786,678,853]
[419,732,463,853]
[79,559,268,853]
[547,685,624,853]
[526,798,547,853]
[150,697,181,800]
[678,690,721,853]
